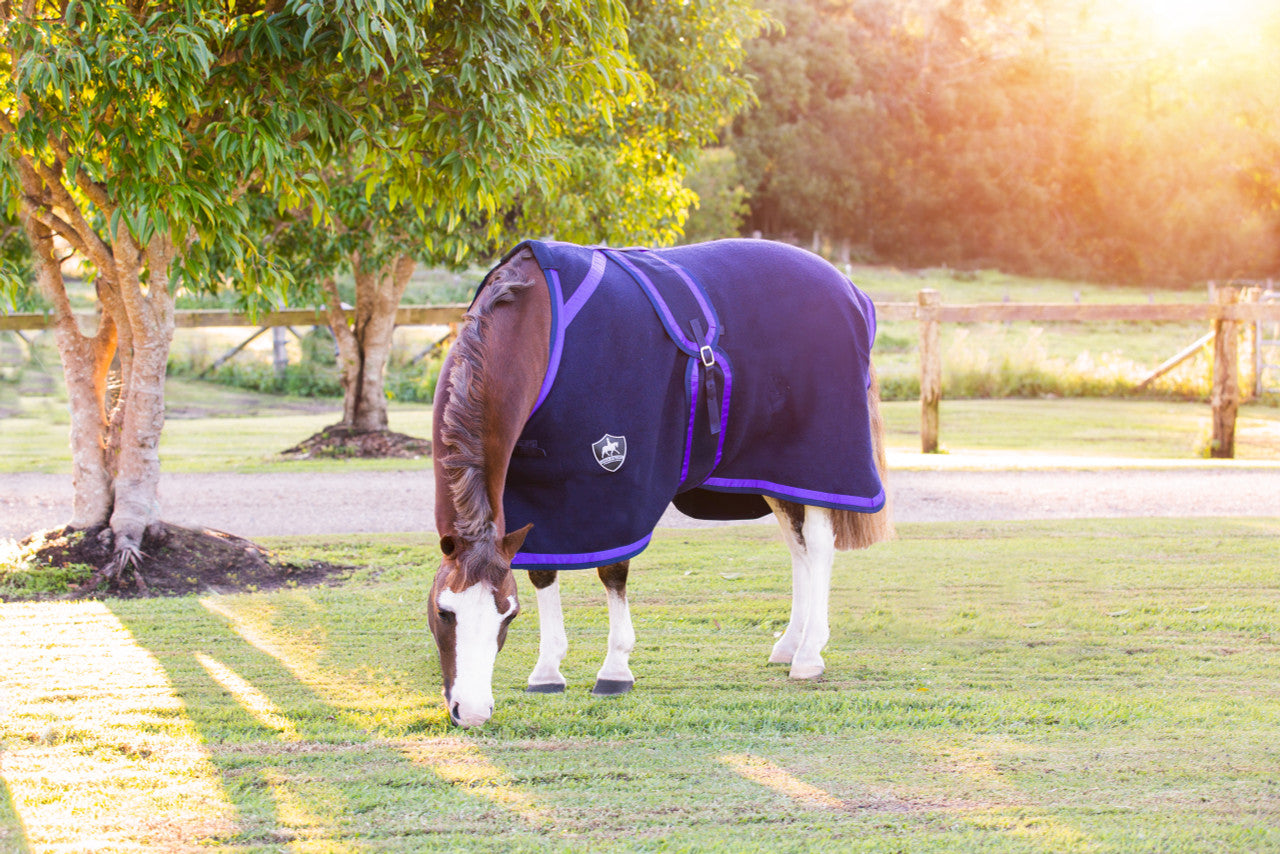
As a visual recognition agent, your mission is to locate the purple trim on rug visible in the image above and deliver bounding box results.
[604,250,699,354]
[530,268,565,418]
[700,477,886,512]
[680,358,698,486]
[562,250,607,328]
[512,533,653,570]
[647,253,719,342]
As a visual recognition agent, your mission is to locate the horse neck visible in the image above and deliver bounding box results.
[434,256,551,544]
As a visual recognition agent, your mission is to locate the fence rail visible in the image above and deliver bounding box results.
[5,290,1276,458]
[0,304,471,332]
[8,298,1280,333]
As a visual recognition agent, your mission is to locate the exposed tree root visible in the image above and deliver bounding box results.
[13,523,349,600]
[80,538,149,596]
[281,425,432,459]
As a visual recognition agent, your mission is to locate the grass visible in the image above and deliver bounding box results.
[0,378,435,474]
[881,398,1280,461]
[9,393,1280,475]
[7,386,1280,474]
[2,519,1278,852]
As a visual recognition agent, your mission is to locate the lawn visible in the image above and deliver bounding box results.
[5,381,1280,475]
[2,519,1278,852]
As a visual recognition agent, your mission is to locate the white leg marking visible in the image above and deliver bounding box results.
[438,583,515,727]
[528,579,568,689]
[790,507,835,680]
[765,497,810,666]
[595,583,635,685]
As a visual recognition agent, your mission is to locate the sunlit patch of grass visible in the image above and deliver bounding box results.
[0,602,236,850]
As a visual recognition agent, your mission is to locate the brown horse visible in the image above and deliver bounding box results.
[429,240,892,728]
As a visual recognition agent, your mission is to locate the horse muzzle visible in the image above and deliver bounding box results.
[449,694,495,728]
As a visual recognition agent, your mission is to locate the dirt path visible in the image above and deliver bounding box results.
[4,458,1279,540]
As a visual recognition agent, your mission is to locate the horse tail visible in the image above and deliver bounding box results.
[833,361,895,550]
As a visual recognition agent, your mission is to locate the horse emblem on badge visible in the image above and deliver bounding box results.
[591,434,627,472]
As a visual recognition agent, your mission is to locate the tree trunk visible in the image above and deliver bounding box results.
[10,127,179,572]
[20,218,117,528]
[106,232,178,559]
[323,253,417,432]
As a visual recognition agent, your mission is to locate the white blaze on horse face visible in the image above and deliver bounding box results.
[438,583,517,727]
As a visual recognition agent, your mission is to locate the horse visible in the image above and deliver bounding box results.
[429,239,892,728]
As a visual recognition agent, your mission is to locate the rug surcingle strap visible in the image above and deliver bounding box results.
[690,318,722,436]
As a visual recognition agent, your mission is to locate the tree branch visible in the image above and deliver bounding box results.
[47,130,114,214]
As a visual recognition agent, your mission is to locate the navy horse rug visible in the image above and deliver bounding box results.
[476,238,885,570]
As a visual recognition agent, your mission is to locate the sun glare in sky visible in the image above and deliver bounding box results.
[1121,0,1272,41]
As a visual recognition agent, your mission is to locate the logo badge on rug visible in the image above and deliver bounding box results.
[591,434,627,472]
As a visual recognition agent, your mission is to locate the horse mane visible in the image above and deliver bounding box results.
[438,252,535,584]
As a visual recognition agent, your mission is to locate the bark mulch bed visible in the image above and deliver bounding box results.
[281,426,432,459]
[8,523,351,600]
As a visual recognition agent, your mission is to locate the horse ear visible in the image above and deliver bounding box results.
[500,524,533,560]
[440,536,457,557]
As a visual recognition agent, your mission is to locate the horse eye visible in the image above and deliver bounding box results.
[437,609,456,626]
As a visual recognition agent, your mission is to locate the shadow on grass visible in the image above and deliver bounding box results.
[0,773,32,854]
[109,593,550,849]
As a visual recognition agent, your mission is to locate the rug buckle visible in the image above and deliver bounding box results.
[699,344,716,367]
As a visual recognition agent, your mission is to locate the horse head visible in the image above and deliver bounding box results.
[428,524,531,727]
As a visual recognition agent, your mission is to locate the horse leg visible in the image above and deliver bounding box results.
[764,497,811,666]
[764,498,834,679]
[592,560,635,696]
[526,570,568,693]
[791,506,835,679]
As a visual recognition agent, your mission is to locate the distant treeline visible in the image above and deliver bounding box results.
[712,0,1280,287]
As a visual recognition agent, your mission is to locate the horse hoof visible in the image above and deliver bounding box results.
[591,678,634,697]
[768,651,794,665]
[526,683,566,694]
[788,663,824,680]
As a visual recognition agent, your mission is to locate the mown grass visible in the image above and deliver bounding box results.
[880,398,1280,461]
[5,383,1280,475]
[2,520,1278,852]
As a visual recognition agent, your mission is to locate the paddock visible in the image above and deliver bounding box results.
[2,518,1277,852]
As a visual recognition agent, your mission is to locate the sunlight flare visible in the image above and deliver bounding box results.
[1119,0,1272,40]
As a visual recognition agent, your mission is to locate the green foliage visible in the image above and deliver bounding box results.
[166,346,444,404]
[0,214,34,311]
[515,0,768,246]
[733,0,1280,285]
[0,535,91,599]
[681,147,750,243]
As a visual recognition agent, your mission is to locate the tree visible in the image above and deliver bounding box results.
[0,0,764,582]
[514,0,765,245]
[239,0,764,446]
[732,0,1280,284]
[0,0,636,578]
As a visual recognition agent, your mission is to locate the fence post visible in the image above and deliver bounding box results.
[918,288,942,453]
[272,326,289,379]
[1210,286,1241,459]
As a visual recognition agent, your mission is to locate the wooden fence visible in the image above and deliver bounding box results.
[888,286,1280,459]
[6,287,1280,458]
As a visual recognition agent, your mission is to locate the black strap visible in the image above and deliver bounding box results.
[690,319,721,436]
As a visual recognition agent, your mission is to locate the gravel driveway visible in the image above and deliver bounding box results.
[4,455,1278,540]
